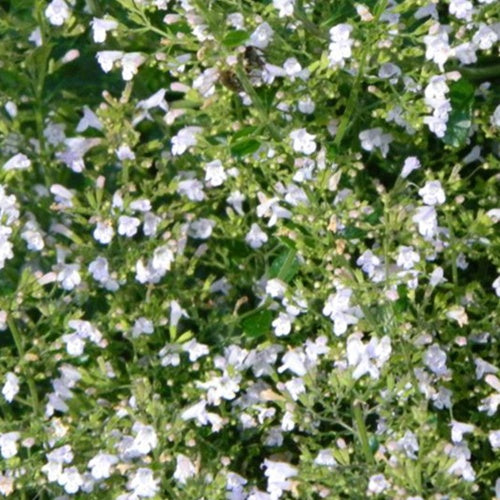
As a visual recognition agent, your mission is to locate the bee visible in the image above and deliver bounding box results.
[218,69,243,92]
[243,46,264,72]
[218,46,266,93]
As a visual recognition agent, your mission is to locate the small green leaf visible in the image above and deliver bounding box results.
[443,78,475,148]
[241,310,273,337]
[232,126,259,141]
[230,138,261,157]
[342,226,366,240]
[222,30,250,48]
[269,248,300,282]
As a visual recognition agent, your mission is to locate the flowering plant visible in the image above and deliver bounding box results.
[0,0,499,498]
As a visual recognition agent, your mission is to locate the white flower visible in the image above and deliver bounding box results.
[131,422,158,455]
[2,373,19,403]
[245,223,269,249]
[0,474,14,496]
[298,96,315,114]
[3,153,31,171]
[314,449,337,467]
[93,220,114,245]
[62,332,85,356]
[96,50,124,73]
[263,459,297,498]
[446,306,468,327]
[227,190,245,216]
[424,25,452,70]
[493,276,500,297]
[121,52,146,81]
[171,126,202,155]
[449,0,474,21]
[91,18,118,43]
[455,42,477,65]
[289,128,316,155]
[56,137,100,172]
[188,218,215,239]
[88,453,118,480]
[132,317,154,338]
[150,246,173,275]
[21,220,44,251]
[59,466,83,494]
[284,377,305,401]
[429,267,446,286]
[118,216,140,237]
[401,156,421,178]
[116,144,135,161]
[397,246,420,270]
[127,467,159,498]
[424,344,449,377]
[397,431,419,459]
[57,264,81,291]
[278,348,308,376]
[273,0,295,16]
[356,250,381,279]
[205,160,227,187]
[143,212,161,237]
[419,180,446,206]
[367,474,390,495]
[451,421,475,443]
[170,300,188,328]
[174,454,197,484]
[491,105,500,128]
[488,430,500,450]
[323,287,362,336]
[272,312,292,336]
[328,23,354,68]
[193,67,219,98]
[265,278,287,299]
[45,0,71,26]
[346,333,392,380]
[182,339,209,361]
[378,63,401,80]
[0,311,6,331]
[283,57,309,81]
[473,24,498,50]
[359,127,393,157]
[0,432,20,459]
[178,179,205,201]
[412,206,438,239]
[248,22,274,49]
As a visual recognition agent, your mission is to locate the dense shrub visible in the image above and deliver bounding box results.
[0,0,499,498]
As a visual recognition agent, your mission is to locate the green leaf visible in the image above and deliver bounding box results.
[222,30,250,48]
[342,226,366,240]
[443,78,475,148]
[232,126,259,141]
[241,310,273,337]
[230,138,261,157]
[269,248,299,282]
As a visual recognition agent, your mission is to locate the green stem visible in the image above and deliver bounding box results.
[7,318,40,415]
[234,66,282,141]
[294,0,328,40]
[334,0,389,148]
[444,212,459,286]
[352,400,375,464]
[457,64,500,81]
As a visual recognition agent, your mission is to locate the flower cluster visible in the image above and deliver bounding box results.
[0,0,498,498]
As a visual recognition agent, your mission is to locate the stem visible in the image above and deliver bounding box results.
[444,212,459,286]
[352,400,375,464]
[233,66,282,141]
[457,64,500,81]
[334,0,389,147]
[294,0,328,40]
[7,318,40,415]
